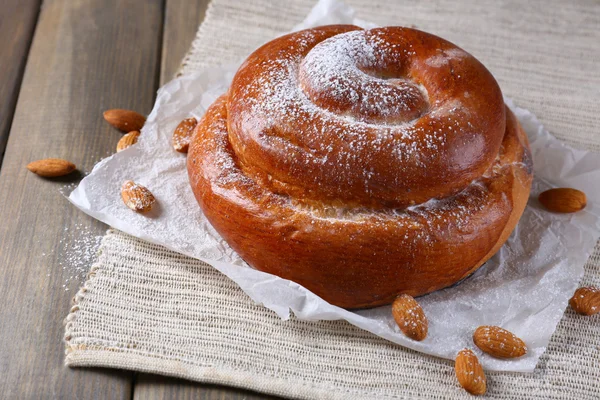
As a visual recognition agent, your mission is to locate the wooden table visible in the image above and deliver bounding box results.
[0,1,275,398]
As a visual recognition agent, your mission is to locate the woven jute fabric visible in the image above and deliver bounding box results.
[65,0,600,398]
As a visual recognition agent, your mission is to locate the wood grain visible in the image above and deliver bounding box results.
[0,0,163,397]
[134,374,279,400]
[160,0,210,83]
[0,0,41,164]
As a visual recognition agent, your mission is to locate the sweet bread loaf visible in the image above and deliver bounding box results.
[188,25,533,308]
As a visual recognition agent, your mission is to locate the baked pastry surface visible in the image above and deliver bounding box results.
[188,25,533,308]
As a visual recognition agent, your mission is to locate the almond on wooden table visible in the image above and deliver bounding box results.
[172,117,198,153]
[538,188,586,213]
[569,286,600,316]
[116,130,140,152]
[473,326,527,359]
[391,294,428,341]
[103,109,146,132]
[121,180,155,213]
[26,158,76,177]
[455,349,486,396]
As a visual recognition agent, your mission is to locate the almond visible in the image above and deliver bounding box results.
[569,286,600,316]
[121,180,155,213]
[103,109,146,132]
[172,117,198,153]
[455,349,486,395]
[473,326,527,359]
[538,188,586,213]
[26,158,76,177]
[116,130,140,152]
[391,294,428,341]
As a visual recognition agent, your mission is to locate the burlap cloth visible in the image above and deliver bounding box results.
[64,0,600,398]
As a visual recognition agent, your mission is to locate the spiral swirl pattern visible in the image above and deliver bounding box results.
[188,26,533,308]
[228,25,506,208]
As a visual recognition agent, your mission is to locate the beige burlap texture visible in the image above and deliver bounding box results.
[64,0,600,398]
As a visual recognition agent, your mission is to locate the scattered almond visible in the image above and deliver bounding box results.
[103,109,146,132]
[121,180,155,213]
[455,349,486,396]
[116,130,140,152]
[538,188,586,213]
[473,326,527,359]
[391,294,428,341]
[172,117,198,153]
[569,286,600,316]
[26,158,76,177]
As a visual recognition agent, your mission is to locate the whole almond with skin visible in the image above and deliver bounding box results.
[538,188,586,213]
[117,130,140,152]
[103,109,146,132]
[473,326,527,359]
[26,158,76,177]
[455,349,486,396]
[391,294,428,341]
[172,117,198,153]
[121,180,155,212]
[569,286,600,316]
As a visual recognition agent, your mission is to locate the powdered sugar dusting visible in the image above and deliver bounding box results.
[425,47,469,68]
[299,30,428,123]
[41,222,103,291]
[191,27,533,255]
[199,94,514,251]
[229,27,499,206]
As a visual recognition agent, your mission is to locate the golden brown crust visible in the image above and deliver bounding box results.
[187,25,533,308]
[227,25,506,208]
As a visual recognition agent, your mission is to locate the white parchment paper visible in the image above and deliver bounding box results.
[69,0,600,372]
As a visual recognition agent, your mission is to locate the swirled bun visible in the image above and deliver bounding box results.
[188,25,533,308]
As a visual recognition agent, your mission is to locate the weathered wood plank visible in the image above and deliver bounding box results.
[134,374,279,400]
[160,0,210,83]
[0,0,41,164]
[0,0,164,397]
